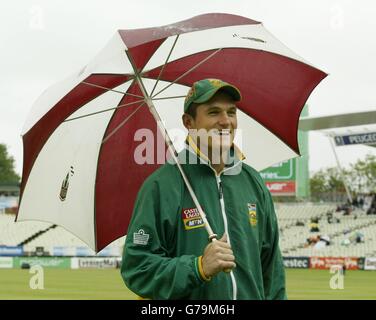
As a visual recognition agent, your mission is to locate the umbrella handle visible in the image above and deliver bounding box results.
[210,236,232,273]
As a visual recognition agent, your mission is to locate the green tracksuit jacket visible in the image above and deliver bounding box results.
[121,143,286,300]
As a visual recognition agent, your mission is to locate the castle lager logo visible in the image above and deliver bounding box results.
[182,207,205,230]
[59,166,74,201]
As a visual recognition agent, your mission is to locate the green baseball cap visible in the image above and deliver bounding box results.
[184,79,242,113]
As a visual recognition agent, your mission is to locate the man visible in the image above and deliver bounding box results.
[121,79,286,300]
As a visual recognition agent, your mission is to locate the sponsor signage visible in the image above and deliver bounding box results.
[265,181,296,195]
[309,256,360,270]
[53,246,121,257]
[357,257,365,270]
[0,246,23,256]
[13,257,71,269]
[364,257,376,271]
[334,132,376,146]
[283,257,309,269]
[0,257,13,268]
[261,160,296,196]
[77,257,118,269]
[261,159,295,180]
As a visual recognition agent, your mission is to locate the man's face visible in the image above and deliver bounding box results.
[183,92,238,161]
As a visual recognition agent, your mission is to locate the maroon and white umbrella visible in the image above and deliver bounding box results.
[17,13,327,252]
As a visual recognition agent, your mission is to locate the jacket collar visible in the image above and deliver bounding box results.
[184,135,245,172]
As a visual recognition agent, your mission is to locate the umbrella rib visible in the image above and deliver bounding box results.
[102,102,145,144]
[151,48,223,99]
[152,95,186,101]
[149,35,180,97]
[63,99,145,122]
[82,81,143,99]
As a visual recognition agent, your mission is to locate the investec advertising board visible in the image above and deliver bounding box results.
[260,159,296,196]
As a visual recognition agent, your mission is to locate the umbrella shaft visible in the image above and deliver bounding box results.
[127,64,217,240]
[146,96,217,239]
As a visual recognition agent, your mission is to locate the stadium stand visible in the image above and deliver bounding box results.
[277,203,376,257]
[1,202,375,258]
[0,213,125,256]
[0,213,51,246]
[23,228,125,256]
[25,225,89,248]
[276,203,337,251]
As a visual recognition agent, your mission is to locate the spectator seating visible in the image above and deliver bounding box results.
[0,214,50,246]
[278,205,376,257]
[1,202,375,258]
[0,213,125,255]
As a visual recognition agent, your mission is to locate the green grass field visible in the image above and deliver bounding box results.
[0,268,375,300]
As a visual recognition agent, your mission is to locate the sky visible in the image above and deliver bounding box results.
[1,0,375,176]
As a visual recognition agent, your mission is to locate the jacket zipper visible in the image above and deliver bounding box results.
[215,173,237,301]
[184,145,241,300]
[214,162,243,300]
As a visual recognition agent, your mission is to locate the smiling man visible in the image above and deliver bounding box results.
[121,79,286,300]
[182,79,239,174]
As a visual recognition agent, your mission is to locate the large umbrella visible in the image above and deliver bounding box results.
[17,13,327,252]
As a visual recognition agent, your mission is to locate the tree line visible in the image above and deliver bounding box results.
[0,143,20,184]
[310,153,376,201]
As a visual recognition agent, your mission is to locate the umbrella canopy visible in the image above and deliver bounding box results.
[17,13,327,252]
